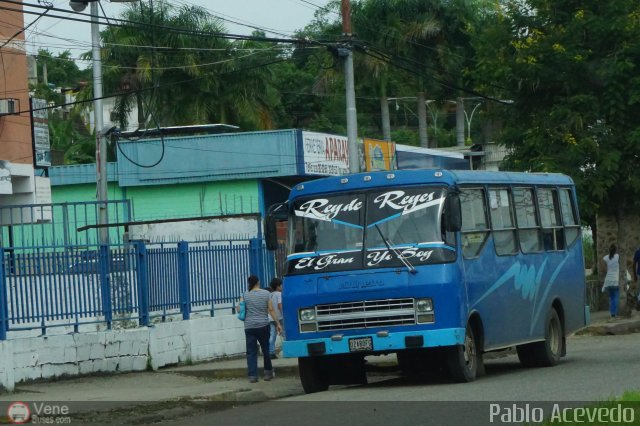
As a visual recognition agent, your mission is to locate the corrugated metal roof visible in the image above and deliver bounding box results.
[50,162,118,186]
[116,129,299,187]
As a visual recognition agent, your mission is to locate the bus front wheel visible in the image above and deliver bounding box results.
[446,324,478,382]
[516,308,562,367]
[298,357,329,394]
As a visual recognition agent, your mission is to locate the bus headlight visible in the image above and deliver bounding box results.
[415,298,433,313]
[416,298,434,324]
[299,308,316,322]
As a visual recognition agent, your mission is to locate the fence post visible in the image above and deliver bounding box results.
[99,244,112,329]
[135,242,150,327]
[0,248,7,341]
[249,238,265,286]
[178,241,191,321]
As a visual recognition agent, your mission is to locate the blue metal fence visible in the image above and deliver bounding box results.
[0,200,131,247]
[0,238,277,340]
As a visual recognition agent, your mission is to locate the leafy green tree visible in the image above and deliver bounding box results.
[29,50,93,165]
[474,0,640,215]
[35,49,88,87]
[48,110,95,164]
[97,1,284,130]
[472,0,640,310]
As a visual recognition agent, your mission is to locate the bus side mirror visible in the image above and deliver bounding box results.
[265,202,287,251]
[445,194,461,233]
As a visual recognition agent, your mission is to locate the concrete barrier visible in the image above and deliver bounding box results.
[0,314,246,392]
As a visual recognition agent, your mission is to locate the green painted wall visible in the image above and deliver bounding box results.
[9,182,129,247]
[51,182,124,204]
[51,180,259,220]
[0,179,262,248]
[125,180,259,220]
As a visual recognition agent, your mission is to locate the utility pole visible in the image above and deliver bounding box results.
[90,1,108,243]
[71,1,138,243]
[417,91,428,148]
[455,96,465,147]
[341,0,359,173]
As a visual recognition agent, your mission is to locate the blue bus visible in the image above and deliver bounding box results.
[265,169,588,393]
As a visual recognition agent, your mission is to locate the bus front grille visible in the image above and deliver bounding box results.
[315,298,416,331]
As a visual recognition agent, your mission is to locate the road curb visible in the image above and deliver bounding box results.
[174,365,300,380]
[69,386,303,424]
[575,319,640,336]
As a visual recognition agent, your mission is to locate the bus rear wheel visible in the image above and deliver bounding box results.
[446,324,478,382]
[298,357,329,394]
[517,308,562,367]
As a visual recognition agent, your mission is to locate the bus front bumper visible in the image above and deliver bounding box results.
[283,328,465,358]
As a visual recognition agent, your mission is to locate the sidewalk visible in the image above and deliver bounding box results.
[1,310,639,424]
[577,308,640,336]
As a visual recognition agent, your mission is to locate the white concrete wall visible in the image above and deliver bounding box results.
[0,314,246,392]
[129,217,259,242]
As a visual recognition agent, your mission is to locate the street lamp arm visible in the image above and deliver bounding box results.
[465,102,483,143]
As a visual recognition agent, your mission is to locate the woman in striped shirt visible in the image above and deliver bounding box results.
[241,275,282,383]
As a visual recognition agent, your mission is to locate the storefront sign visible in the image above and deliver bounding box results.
[0,160,11,194]
[363,138,396,171]
[301,131,350,176]
[31,98,51,167]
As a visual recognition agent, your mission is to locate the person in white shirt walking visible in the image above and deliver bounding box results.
[268,278,283,359]
[601,244,620,319]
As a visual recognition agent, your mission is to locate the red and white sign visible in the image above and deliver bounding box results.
[7,402,30,424]
[301,131,350,176]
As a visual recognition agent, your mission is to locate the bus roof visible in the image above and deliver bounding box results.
[290,169,574,199]
[449,170,574,186]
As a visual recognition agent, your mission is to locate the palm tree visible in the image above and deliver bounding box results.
[352,0,481,147]
[99,1,232,129]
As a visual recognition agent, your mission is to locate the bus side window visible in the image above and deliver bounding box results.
[489,187,518,255]
[460,188,490,258]
[559,188,580,246]
[537,188,565,251]
[513,187,543,253]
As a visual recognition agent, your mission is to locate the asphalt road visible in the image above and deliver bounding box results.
[161,334,640,426]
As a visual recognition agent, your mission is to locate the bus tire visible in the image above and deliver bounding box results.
[446,324,477,382]
[516,308,562,367]
[298,357,329,394]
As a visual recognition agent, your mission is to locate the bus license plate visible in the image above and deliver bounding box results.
[348,337,373,352]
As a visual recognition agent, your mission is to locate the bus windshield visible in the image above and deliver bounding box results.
[288,186,455,274]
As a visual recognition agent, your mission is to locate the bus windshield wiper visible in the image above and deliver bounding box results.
[374,225,417,274]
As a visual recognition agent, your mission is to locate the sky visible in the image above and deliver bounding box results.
[23,0,333,64]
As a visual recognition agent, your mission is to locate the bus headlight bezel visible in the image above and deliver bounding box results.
[299,308,316,322]
[415,298,433,313]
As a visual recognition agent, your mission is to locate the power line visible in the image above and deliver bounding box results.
[2,19,304,54]
[171,0,296,39]
[360,45,509,104]
[0,0,321,46]
[0,3,51,49]
[7,56,295,116]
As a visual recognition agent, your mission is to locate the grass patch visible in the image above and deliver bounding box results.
[540,391,640,425]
